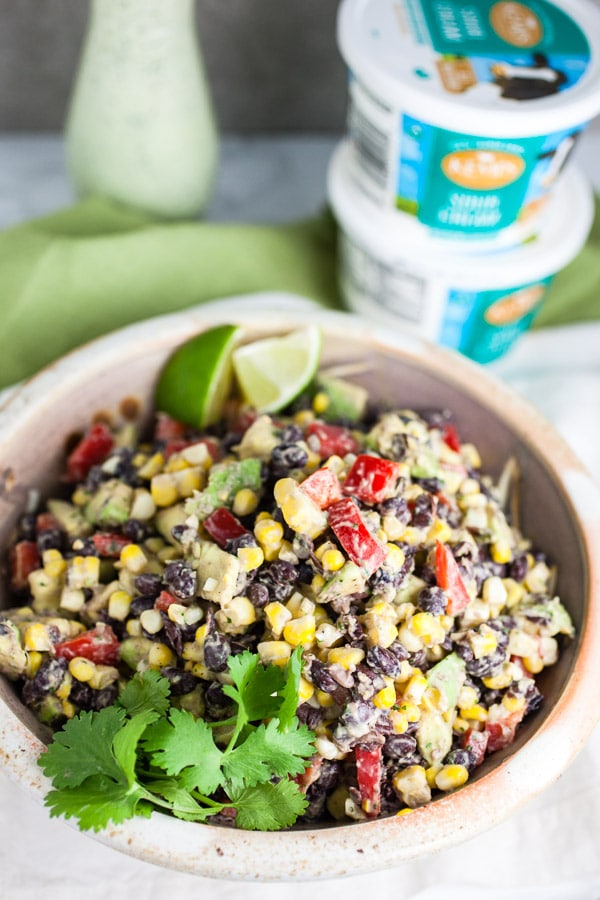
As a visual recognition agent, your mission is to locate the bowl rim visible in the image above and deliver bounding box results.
[1,293,600,881]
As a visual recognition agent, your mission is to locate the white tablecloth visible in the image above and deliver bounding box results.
[1,322,600,899]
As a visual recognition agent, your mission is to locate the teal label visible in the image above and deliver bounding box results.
[439,276,553,362]
[397,115,583,232]
[407,0,589,99]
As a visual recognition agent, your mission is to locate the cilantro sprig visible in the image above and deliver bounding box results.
[38,650,316,832]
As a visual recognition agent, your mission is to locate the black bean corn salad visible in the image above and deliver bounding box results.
[0,383,574,823]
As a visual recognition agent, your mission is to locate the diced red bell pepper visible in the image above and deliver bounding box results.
[441,422,462,453]
[92,532,132,557]
[154,413,187,443]
[9,540,41,591]
[35,512,59,533]
[300,467,343,509]
[66,422,115,483]
[327,497,386,576]
[355,744,382,818]
[484,705,526,753]
[461,727,489,767]
[305,422,359,459]
[55,623,120,666]
[294,756,323,792]
[154,590,179,612]
[435,540,471,615]
[203,507,249,547]
[343,454,400,505]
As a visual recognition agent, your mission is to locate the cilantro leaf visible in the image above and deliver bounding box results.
[145,779,220,822]
[142,708,223,795]
[224,719,315,791]
[38,707,127,789]
[276,648,304,730]
[232,780,309,832]
[118,669,171,718]
[113,709,160,786]
[44,775,152,832]
[223,650,285,723]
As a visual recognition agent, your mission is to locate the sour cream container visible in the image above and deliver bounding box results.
[337,0,600,238]
[328,141,594,363]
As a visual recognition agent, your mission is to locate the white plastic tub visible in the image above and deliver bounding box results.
[328,141,594,363]
[337,0,600,238]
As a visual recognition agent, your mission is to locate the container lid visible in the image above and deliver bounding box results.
[337,0,600,138]
[328,140,594,289]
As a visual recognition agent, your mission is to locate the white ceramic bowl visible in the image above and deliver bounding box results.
[1,294,600,881]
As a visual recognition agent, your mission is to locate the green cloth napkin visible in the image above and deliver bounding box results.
[1,196,599,391]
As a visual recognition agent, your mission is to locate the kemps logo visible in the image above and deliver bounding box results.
[489,2,543,48]
[484,284,545,325]
[442,150,525,189]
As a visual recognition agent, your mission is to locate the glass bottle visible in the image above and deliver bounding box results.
[65,0,218,219]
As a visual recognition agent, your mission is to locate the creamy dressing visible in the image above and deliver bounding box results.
[65,0,218,218]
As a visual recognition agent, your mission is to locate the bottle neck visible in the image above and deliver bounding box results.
[88,0,196,47]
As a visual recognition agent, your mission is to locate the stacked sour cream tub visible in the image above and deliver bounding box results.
[329,0,600,362]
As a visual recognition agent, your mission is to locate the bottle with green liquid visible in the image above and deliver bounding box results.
[65,0,218,218]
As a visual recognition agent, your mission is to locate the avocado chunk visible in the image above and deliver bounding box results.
[120,637,155,671]
[196,542,240,605]
[417,711,453,766]
[185,457,262,521]
[155,502,188,545]
[426,652,466,711]
[0,619,27,680]
[47,499,92,538]
[315,375,368,423]
[85,479,133,527]
[317,561,367,604]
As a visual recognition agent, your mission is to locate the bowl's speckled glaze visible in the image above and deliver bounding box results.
[1,295,599,881]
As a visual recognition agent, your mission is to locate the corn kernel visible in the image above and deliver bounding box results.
[426,520,452,544]
[315,689,336,708]
[150,473,179,507]
[139,608,164,634]
[490,540,512,564]
[23,623,53,652]
[88,664,119,690]
[257,640,292,667]
[385,543,406,569]
[523,655,544,674]
[119,543,147,575]
[237,545,264,572]
[315,621,343,648]
[392,765,431,807]
[312,391,330,415]
[389,710,409,733]
[265,601,293,638]
[126,618,142,637]
[469,629,498,659]
[254,518,284,556]
[59,587,86,613]
[67,555,100,589]
[503,693,527,713]
[215,597,257,633]
[294,409,315,427]
[399,526,424,546]
[396,808,414,817]
[421,686,443,713]
[130,488,156,521]
[43,549,67,579]
[273,478,328,539]
[327,646,365,670]
[164,456,190,473]
[108,589,132,621]
[397,701,421,722]
[194,623,209,644]
[68,656,96,683]
[320,548,346,573]
[503,577,525,609]
[373,678,397,709]
[137,451,165,479]
[167,603,203,627]
[283,615,316,648]
[482,663,515,690]
[191,662,213,680]
[172,466,204,498]
[61,700,77,719]
[452,716,470,734]
[298,676,315,703]
[24,651,43,678]
[435,764,469,791]
[55,672,72,700]
[460,704,488,722]
[403,672,428,705]
[148,642,176,669]
[410,612,445,645]
[458,685,479,710]
[425,764,442,789]
[231,487,259,517]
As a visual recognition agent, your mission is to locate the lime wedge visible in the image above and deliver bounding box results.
[154,324,241,427]
[232,325,322,413]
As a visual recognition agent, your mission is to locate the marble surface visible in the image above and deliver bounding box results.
[1,131,600,898]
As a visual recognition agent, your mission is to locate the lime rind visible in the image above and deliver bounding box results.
[154,324,241,427]
[232,325,322,414]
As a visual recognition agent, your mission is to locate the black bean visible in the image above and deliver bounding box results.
[379,496,411,524]
[280,424,304,443]
[22,658,68,704]
[203,631,231,672]
[204,682,233,720]
[524,682,544,714]
[271,443,309,474]
[383,732,418,762]
[296,702,325,731]
[225,532,258,554]
[510,554,529,583]
[128,594,156,616]
[257,559,298,602]
[417,586,447,615]
[160,667,198,696]
[389,433,409,461]
[246,582,269,609]
[445,748,477,772]
[123,518,150,543]
[161,618,184,657]
[134,572,163,597]
[17,513,37,541]
[163,560,197,601]
[412,493,435,528]
[388,640,410,662]
[408,649,428,670]
[415,477,444,494]
[465,647,506,678]
[309,659,341,694]
[37,528,64,553]
[91,683,119,711]
[366,645,402,677]
[68,680,94,710]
